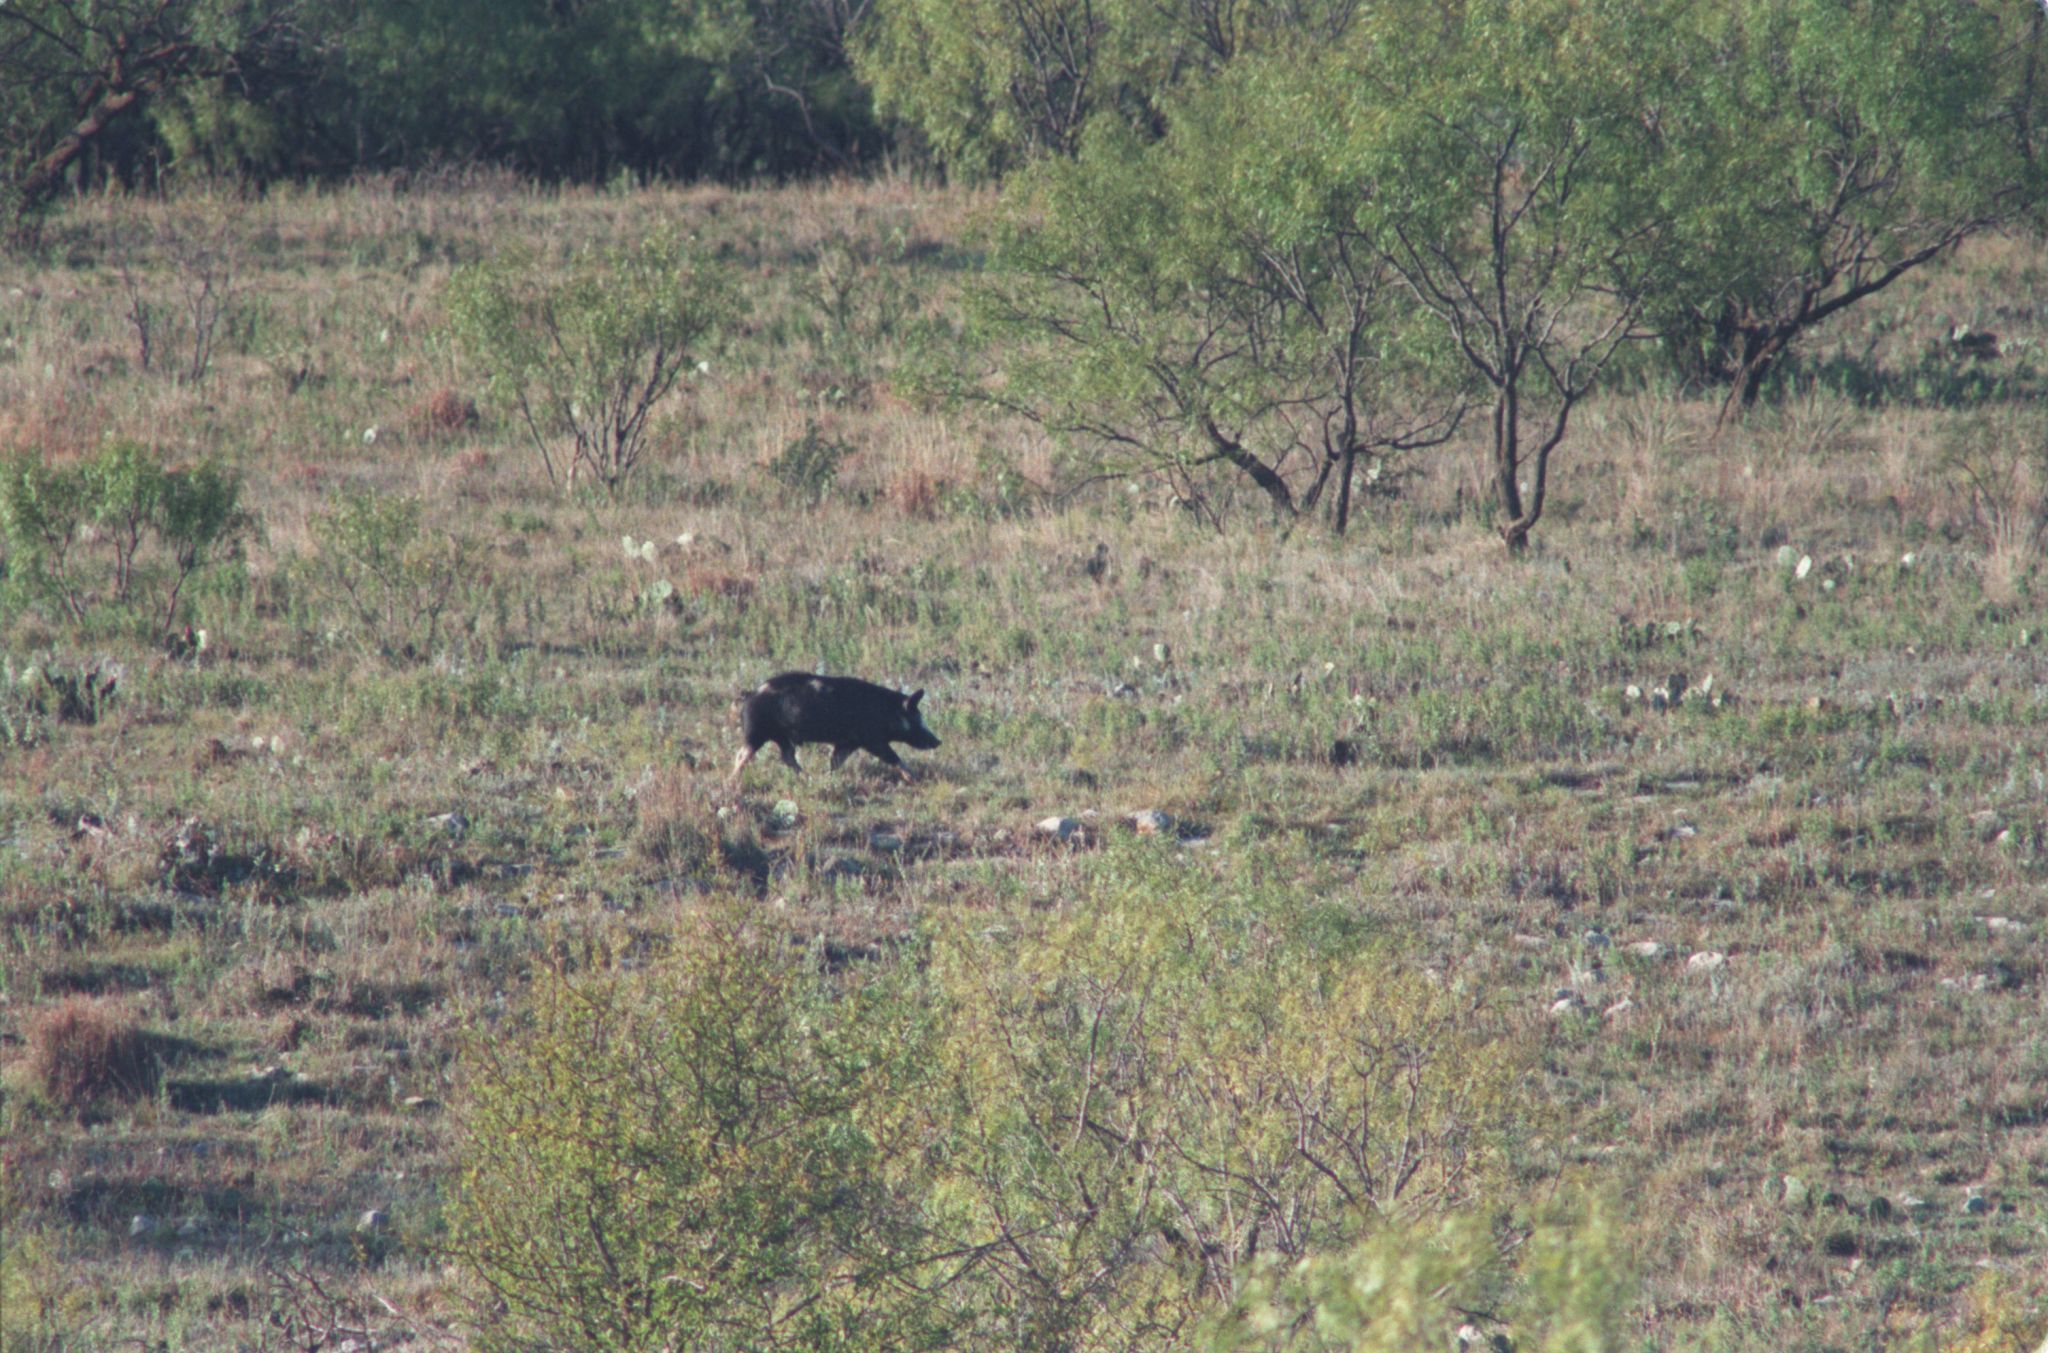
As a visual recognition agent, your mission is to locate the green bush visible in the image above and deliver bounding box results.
[446,229,735,494]
[295,490,492,661]
[918,839,1532,1345]
[445,906,941,1352]
[1210,1199,1632,1353]
[0,440,247,632]
[448,846,1539,1349]
[768,421,854,502]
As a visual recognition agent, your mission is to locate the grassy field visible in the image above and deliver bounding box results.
[1,176,2045,1350]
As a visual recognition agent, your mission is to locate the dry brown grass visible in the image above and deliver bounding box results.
[0,180,2043,1350]
[24,996,159,1111]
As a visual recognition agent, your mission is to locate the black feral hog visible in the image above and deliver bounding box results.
[730,672,940,783]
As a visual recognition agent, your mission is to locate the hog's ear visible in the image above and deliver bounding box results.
[908,689,925,707]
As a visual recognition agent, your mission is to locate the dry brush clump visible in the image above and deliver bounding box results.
[23,996,159,1112]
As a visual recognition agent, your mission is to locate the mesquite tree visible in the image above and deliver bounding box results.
[1659,0,2048,418]
[0,0,303,220]
[966,65,1463,532]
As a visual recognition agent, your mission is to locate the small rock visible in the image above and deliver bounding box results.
[1981,915,2023,935]
[357,1210,387,1233]
[1602,998,1634,1020]
[129,1214,157,1238]
[869,831,904,852]
[1900,551,1916,568]
[1110,681,1138,698]
[1582,929,1612,949]
[769,799,800,831]
[1153,642,1171,664]
[1627,941,1667,960]
[1036,816,1080,842]
[1550,997,1581,1018]
[1128,809,1174,835]
[1900,1194,1929,1213]
[401,1095,432,1111]
[1650,686,1671,711]
[1782,1175,1809,1207]
[1624,684,1643,702]
[1796,554,1813,579]
[1963,1193,1991,1215]
[1776,545,1798,568]
[1511,933,1548,950]
[1687,950,1728,973]
[427,810,469,839]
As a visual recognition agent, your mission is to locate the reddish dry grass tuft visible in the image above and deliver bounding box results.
[413,387,480,440]
[888,468,946,519]
[0,389,112,460]
[25,996,158,1111]
[684,567,757,602]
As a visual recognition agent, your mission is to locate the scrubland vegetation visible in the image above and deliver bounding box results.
[3,2,2048,1349]
[0,171,2042,1351]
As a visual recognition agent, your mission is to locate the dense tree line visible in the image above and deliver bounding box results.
[6,0,2043,548]
[941,0,2048,546]
[0,0,881,215]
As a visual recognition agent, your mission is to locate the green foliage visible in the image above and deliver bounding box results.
[977,58,1464,531]
[0,0,299,220]
[915,839,1531,1344]
[323,0,878,183]
[854,0,1363,177]
[447,229,736,493]
[445,905,939,1352]
[0,1226,72,1353]
[1211,1199,1633,1353]
[1653,0,2048,409]
[296,491,490,661]
[447,844,1536,1348]
[1927,1272,2048,1353]
[768,421,855,501]
[1,0,883,209]
[0,441,247,631]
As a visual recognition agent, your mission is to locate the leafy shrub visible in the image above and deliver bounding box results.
[449,845,1536,1348]
[917,839,1532,1344]
[26,996,159,1112]
[767,421,854,502]
[1933,1273,2048,1353]
[445,905,939,1352]
[446,229,735,493]
[1210,1200,1632,1352]
[295,490,489,661]
[0,441,248,631]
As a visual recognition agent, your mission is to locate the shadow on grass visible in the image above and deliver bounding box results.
[166,1076,333,1115]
